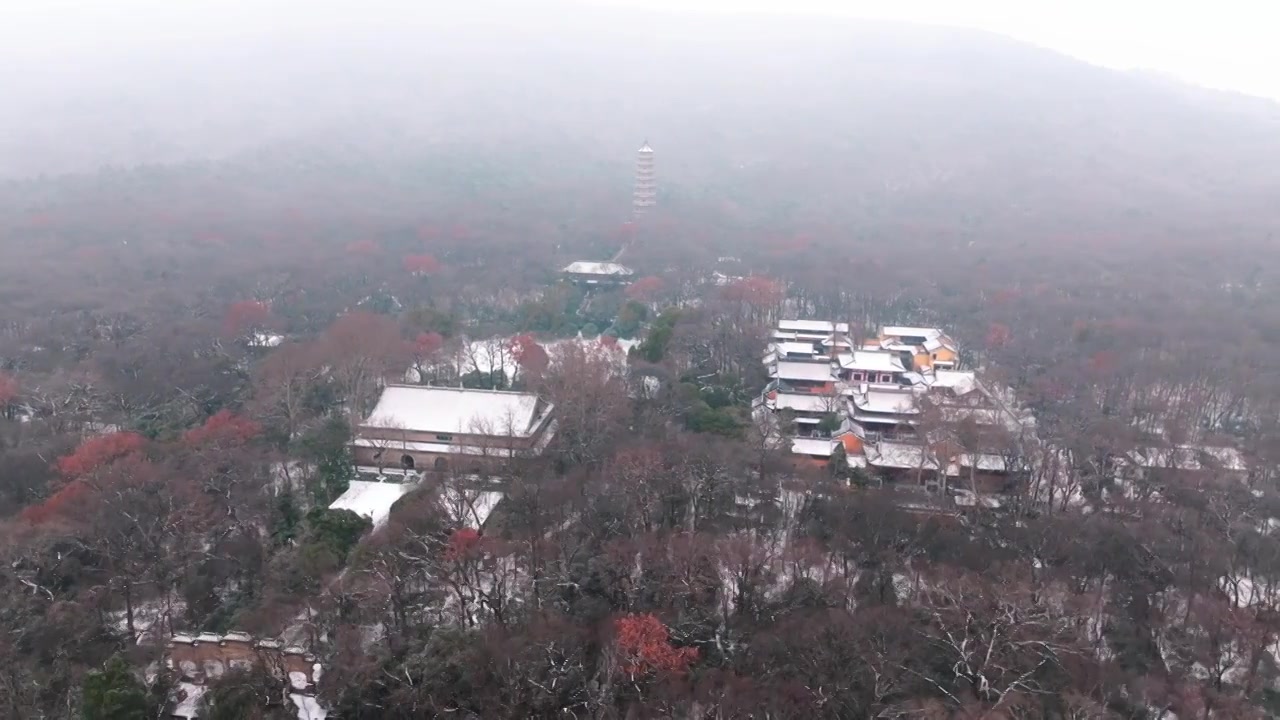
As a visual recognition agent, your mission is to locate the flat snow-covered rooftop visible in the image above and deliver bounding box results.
[562,261,634,276]
[778,319,849,334]
[791,437,836,457]
[929,370,978,395]
[363,385,550,437]
[881,326,943,340]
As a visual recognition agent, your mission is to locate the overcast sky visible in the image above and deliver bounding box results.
[5,0,1278,100]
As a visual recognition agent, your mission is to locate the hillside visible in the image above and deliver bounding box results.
[4,8,1280,246]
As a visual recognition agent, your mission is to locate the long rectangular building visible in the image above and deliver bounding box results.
[352,385,556,472]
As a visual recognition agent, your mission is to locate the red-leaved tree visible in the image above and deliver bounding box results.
[30,432,148,525]
[345,238,380,256]
[614,612,698,679]
[20,481,91,524]
[223,300,272,338]
[722,276,784,324]
[509,334,549,379]
[985,322,1012,348]
[183,410,262,446]
[403,254,442,276]
[415,331,444,357]
[56,431,147,477]
[626,276,665,302]
[445,527,482,560]
[0,372,18,411]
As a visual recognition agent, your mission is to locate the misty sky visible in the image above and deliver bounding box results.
[5,0,1278,100]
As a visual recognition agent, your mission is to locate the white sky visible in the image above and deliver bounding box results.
[4,0,1278,100]
[609,0,1280,99]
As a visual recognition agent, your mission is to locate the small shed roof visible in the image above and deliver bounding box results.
[778,319,849,334]
[562,261,635,276]
[881,326,943,340]
[791,437,837,457]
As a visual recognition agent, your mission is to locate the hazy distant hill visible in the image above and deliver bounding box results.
[4,4,1279,248]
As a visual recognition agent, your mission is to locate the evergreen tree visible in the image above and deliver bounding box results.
[82,655,151,720]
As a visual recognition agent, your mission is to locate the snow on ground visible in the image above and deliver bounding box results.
[110,594,185,644]
[406,334,639,385]
[271,460,309,494]
[328,480,418,528]
[171,682,206,719]
[249,332,285,348]
[439,486,505,529]
[289,670,309,690]
[291,693,328,720]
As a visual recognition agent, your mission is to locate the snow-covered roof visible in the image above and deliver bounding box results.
[837,350,906,374]
[775,341,821,357]
[929,370,978,396]
[352,422,558,457]
[562,261,635,276]
[836,418,869,439]
[953,490,1003,508]
[773,393,839,413]
[328,480,416,528]
[956,453,1008,471]
[881,326,943,340]
[882,342,919,353]
[853,388,919,415]
[772,361,835,382]
[866,441,939,470]
[638,142,654,154]
[362,385,551,437]
[778,319,849,334]
[791,437,836,457]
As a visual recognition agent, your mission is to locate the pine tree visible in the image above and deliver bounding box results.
[82,655,151,720]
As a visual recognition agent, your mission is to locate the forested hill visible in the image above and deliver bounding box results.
[4,5,1280,251]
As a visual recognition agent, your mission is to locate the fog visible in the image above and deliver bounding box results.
[9,2,1280,718]
[8,0,1280,96]
[4,0,1279,183]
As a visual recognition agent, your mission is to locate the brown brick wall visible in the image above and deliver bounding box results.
[167,635,317,689]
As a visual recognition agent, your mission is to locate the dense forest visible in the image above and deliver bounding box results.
[4,4,1280,718]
